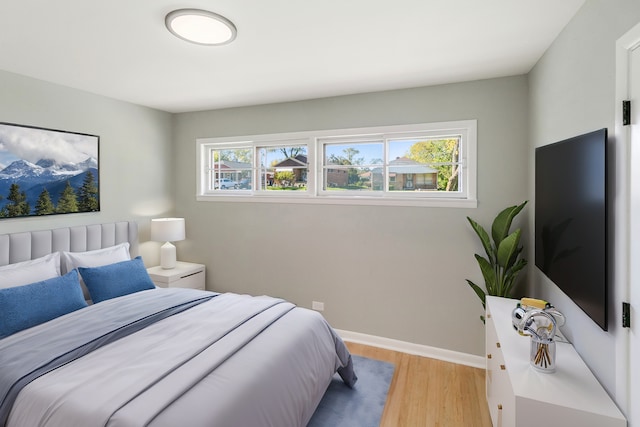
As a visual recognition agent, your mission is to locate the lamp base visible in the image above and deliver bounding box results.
[160,241,177,269]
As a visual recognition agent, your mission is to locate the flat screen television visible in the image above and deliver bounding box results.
[535,128,608,330]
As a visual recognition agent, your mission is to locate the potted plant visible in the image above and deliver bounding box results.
[466,201,527,322]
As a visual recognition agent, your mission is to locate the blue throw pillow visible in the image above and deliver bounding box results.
[78,256,155,303]
[0,270,87,339]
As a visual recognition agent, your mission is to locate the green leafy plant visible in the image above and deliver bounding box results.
[466,201,528,322]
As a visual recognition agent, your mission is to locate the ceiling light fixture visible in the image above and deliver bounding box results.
[165,9,236,46]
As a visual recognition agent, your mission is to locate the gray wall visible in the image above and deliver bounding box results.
[529,0,640,406]
[0,70,174,265]
[173,76,529,356]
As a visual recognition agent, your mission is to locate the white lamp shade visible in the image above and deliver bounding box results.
[151,218,186,242]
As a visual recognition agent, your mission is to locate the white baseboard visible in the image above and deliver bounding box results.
[335,329,486,369]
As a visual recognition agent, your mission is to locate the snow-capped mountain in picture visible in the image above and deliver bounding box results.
[0,122,99,218]
[0,157,98,202]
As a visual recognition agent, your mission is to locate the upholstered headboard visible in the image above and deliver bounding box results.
[0,221,138,267]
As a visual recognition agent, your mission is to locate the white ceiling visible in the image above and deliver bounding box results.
[0,0,585,113]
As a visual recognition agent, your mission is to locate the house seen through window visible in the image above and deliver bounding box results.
[319,136,461,193]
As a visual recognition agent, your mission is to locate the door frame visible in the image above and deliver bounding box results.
[615,21,640,425]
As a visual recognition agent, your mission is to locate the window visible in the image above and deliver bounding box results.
[207,147,252,190]
[259,144,308,191]
[197,120,477,207]
[322,140,383,191]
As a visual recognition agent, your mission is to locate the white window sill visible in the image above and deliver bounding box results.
[196,194,478,208]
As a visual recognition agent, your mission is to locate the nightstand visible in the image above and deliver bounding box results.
[147,261,206,290]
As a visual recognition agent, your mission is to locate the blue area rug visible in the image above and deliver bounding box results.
[308,355,395,427]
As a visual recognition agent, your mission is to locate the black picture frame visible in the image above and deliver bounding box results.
[0,122,99,218]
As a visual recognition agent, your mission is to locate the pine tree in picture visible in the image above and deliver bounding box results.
[35,188,55,215]
[57,181,79,214]
[78,171,99,212]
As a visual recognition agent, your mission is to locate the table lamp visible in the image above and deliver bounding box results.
[151,218,186,269]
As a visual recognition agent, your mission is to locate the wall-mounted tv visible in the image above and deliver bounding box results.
[535,128,608,330]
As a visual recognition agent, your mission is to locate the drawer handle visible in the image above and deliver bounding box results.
[498,404,503,427]
[180,271,202,279]
[498,404,502,410]
[500,364,506,370]
[496,342,501,348]
[487,314,492,319]
[487,354,492,359]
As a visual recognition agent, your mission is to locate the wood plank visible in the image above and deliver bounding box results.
[346,342,492,427]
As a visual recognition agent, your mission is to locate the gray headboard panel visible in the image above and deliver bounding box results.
[0,221,138,267]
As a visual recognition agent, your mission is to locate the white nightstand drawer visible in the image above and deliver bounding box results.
[169,269,204,290]
[147,262,206,290]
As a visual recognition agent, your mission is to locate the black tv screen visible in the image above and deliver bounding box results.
[535,128,608,330]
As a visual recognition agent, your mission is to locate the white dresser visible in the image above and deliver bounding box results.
[485,296,626,427]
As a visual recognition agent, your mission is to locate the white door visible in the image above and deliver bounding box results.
[625,31,640,427]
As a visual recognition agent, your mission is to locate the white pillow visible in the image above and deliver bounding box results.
[61,242,131,273]
[0,252,61,289]
[61,242,131,300]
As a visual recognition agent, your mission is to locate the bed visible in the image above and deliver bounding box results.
[0,221,356,427]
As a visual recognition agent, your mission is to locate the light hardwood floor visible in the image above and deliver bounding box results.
[346,342,492,427]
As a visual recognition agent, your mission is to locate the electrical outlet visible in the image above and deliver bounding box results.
[312,301,325,311]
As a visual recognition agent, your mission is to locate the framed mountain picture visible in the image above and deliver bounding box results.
[0,122,99,218]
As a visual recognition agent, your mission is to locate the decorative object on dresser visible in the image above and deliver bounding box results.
[485,296,626,427]
[511,297,566,374]
[147,261,205,290]
[0,122,99,219]
[150,217,185,269]
[466,201,528,322]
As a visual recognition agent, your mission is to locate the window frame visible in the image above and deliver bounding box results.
[197,120,477,208]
